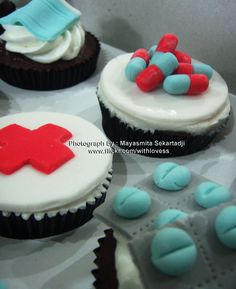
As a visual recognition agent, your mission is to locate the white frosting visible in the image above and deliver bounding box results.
[0,22,85,63]
[98,54,230,134]
[0,112,113,213]
[114,232,144,289]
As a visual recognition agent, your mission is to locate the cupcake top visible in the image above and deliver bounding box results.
[0,0,85,63]
[0,112,113,215]
[98,34,230,134]
[98,54,229,134]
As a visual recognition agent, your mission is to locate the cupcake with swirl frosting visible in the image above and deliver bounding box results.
[0,0,100,90]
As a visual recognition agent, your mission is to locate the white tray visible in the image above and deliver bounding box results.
[0,44,235,289]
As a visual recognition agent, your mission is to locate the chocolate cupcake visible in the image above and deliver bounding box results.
[0,112,113,239]
[0,0,100,90]
[93,230,118,289]
[0,0,15,18]
[97,34,230,157]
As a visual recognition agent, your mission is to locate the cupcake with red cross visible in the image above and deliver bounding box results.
[0,112,113,239]
[0,0,100,90]
[97,34,230,157]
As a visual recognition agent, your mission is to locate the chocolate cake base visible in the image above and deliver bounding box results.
[0,32,100,90]
[0,172,112,240]
[98,97,230,158]
[93,230,118,289]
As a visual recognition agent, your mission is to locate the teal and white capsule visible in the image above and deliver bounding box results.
[163,74,209,95]
[125,48,150,81]
[175,63,213,79]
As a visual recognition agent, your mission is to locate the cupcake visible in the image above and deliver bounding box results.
[97,34,230,157]
[0,112,113,239]
[0,0,100,90]
[93,162,235,289]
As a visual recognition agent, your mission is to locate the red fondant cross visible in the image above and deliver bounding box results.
[0,124,75,175]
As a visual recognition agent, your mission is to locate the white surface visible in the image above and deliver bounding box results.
[98,53,230,133]
[0,43,235,289]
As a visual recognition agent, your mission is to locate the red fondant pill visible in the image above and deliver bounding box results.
[175,63,193,74]
[187,74,209,95]
[136,65,165,92]
[157,34,178,53]
[174,50,192,63]
[131,48,150,64]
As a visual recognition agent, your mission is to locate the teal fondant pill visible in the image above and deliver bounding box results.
[193,64,213,79]
[163,74,191,95]
[151,228,197,276]
[112,187,151,219]
[194,182,231,209]
[154,209,188,229]
[150,52,178,76]
[153,162,192,191]
[215,206,236,249]
[125,57,147,82]
[148,45,158,58]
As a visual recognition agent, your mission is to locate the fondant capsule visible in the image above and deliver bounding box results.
[173,50,192,63]
[148,44,157,58]
[149,34,179,61]
[136,52,178,92]
[125,48,150,81]
[156,33,179,53]
[163,74,209,95]
[175,63,213,79]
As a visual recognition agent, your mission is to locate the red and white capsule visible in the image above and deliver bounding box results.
[125,49,150,81]
[163,74,209,95]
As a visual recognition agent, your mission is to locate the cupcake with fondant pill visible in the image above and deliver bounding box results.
[97,33,230,157]
[93,162,235,289]
[0,0,100,90]
[0,112,113,239]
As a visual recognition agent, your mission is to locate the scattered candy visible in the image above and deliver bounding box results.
[175,63,213,79]
[173,50,192,63]
[215,206,236,249]
[112,187,151,219]
[154,209,188,229]
[136,52,178,92]
[163,74,209,95]
[153,162,191,191]
[125,48,150,81]
[127,33,213,96]
[151,228,197,276]
[195,182,231,209]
